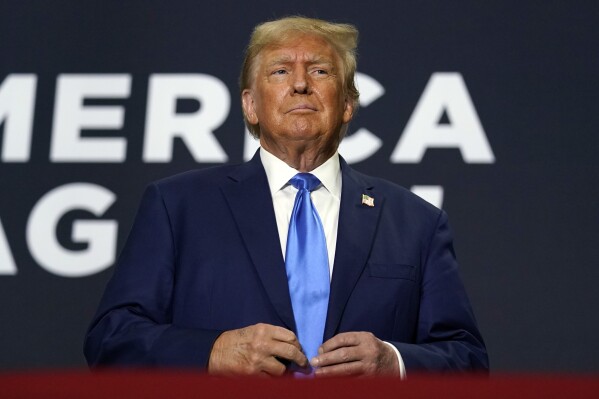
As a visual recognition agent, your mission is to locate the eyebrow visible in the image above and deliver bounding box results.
[266,55,335,68]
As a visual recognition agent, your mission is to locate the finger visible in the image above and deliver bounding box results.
[314,361,363,377]
[255,325,303,355]
[319,332,362,353]
[260,356,288,376]
[311,345,360,368]
[247,324,301,351]
[251,323,300,345]
[268,325,301,346]
[270,341,308,367]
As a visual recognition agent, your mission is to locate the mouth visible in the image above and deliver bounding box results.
[286,104,317,113]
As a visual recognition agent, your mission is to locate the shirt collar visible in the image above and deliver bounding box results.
[260,147,341,199]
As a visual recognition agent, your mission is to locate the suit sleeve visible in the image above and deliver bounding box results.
[391,210,489,372]
[84,183,222,368]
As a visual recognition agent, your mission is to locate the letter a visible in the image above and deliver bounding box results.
[390,73,495,163]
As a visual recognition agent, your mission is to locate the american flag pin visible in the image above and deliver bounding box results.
[361,194,374,207]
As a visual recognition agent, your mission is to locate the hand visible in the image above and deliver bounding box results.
[310,332,400,377]
[208,323,308,376]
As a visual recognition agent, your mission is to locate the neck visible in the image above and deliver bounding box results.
[260,137,337,172]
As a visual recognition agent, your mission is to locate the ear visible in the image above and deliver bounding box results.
[242,89,259,125]
[342,97,355,124]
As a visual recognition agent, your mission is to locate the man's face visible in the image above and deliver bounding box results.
[242,34,354,153]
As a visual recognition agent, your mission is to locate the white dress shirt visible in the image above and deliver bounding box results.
[260,147,340,277]
[259,147,406,378]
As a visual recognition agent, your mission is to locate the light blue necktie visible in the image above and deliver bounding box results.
[285,173,330,370]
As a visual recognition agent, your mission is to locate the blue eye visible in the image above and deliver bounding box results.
[273,69,287,75]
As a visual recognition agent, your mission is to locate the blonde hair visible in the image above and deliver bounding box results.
[240,16,360,138]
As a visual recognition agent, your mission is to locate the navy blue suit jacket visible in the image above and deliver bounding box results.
[85,153,488,372]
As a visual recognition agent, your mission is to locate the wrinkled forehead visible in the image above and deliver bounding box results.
[249,32,343,80]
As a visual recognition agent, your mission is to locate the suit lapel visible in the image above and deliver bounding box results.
[219,154,382,339]
[220,153,296,331]
[324,159,383,340]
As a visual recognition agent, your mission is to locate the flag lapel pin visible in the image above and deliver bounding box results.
[361,194,374,207]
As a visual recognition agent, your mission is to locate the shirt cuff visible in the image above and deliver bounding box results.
[383,341,406,379]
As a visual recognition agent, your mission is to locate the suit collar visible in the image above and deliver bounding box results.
[259,147,342,200]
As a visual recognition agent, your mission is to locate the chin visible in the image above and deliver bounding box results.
[285,129,322,141]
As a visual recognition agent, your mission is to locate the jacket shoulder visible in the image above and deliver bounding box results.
[149,163,242,197]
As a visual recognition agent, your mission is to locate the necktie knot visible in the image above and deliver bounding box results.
[289,173,321,192]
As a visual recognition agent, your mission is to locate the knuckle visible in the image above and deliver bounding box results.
[287,345,296,358]
[255,323,266,335]
[237,327,248,339]
[342,362,354,376]
[273,363,286,376]
[249,351,262,364]
[368,341,378,353]
[254,339,268,353]
[247,363,260,374]
[338,335,348,346]
[339,348,350,362]
[364,334,378,349]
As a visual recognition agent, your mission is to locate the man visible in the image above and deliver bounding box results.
[85,16,488,376]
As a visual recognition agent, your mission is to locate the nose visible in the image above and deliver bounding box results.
[292,69,309,94]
